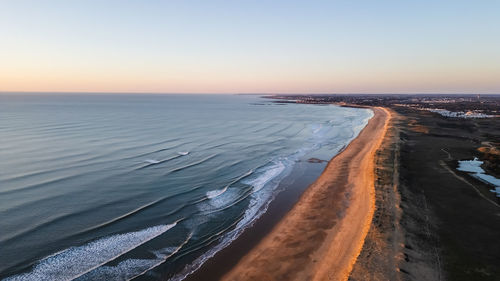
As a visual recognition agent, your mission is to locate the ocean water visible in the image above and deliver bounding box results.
[0,94,373,280]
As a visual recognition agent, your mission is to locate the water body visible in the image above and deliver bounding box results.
[457,157,500,197]
[0,94,372,280]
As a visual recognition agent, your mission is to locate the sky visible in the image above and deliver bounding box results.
[1,0,499,94]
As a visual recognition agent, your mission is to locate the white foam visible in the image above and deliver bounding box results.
[77,233,192,281]
[76,259,157,281]
[144,159,160,164]
[174,161,291,281]
[5,223,178,281]
[199,188,241,212]
[170,107,374,281]
[177,151,189,156]
[206,187,227,199]
[204,170,255,200]
[243,161,286,193]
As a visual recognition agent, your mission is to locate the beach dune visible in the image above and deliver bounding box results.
[222,107,390,281]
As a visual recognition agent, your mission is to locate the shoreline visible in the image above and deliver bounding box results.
[220,107,390,280]
[183,107,373,281]
[349,108,406,280]
[183,159,327,281]
[264,95,500,280]
[352,105,500,280]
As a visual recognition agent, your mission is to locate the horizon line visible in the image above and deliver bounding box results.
[1,91,499,96]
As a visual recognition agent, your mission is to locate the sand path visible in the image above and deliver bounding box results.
[222,107,390,281]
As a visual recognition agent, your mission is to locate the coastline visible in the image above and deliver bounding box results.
[183,158,328,281]
[267,95,500,280]
[360,105,500,281]
[351,105,500,280]
[348,108,406,280]
[220,107,390,281]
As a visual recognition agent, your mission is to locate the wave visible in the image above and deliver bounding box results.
[205,170,254,200]
[0,146,192,189]
[1,197,165,245]
[205,188,226,199]
[34,138,188,170]
[1,149,191,196]
[168,154,217,174]
[311,123,323,134]
[198,162,287,216]
[133,142,194,159]
[251,123,279,134]
[237,138,287,152]
[4,222,179,281]
[243,162,285,193]
[203,141,233,150]
[1,192,197,248]
[171,161,291,281]
[138,153,188,169]
[78,197,177,234]
[177,151,189,156]
[76,233,193,281]
[0,171,89,196]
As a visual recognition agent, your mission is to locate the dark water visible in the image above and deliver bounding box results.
[0,94,372,280]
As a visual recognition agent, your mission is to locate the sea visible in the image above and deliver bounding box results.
[0,94,373,280]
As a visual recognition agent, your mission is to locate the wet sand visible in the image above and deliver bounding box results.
[221,107,390,281]
[183,159,327,281]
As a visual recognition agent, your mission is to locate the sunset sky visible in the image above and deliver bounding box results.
[1,0,499,94]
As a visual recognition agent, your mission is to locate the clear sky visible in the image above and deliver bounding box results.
[1,0,499,94]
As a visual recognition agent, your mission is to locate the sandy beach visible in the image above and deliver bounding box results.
[352,105,500,281]
[267,95,500,281]
[221,107,390,281]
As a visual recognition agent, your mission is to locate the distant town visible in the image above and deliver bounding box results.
[267,94,500,118]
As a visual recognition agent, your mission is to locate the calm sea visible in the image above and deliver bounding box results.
[0,94,372,280]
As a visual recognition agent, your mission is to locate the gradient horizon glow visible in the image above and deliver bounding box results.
[1,0,499,94]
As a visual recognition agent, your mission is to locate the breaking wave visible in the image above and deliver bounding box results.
[76,233,193,281]
[205,170,254,200]
[5,222,179,281]
[171,160,292,281]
